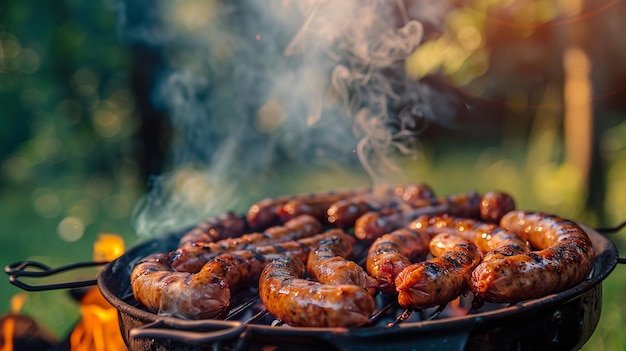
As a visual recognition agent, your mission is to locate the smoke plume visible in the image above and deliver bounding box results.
[111,0,455,237]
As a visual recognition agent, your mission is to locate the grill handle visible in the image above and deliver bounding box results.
[596,220,626,264]
[129,318,247,346]
[4,260,107,291]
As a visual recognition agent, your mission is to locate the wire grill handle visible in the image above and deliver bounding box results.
[594,221,626,265]
[4,260,108,291]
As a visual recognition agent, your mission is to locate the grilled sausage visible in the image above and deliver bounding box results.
[412,215,531,255]
[354,191,483,242]
[177,212,248,247]
[246,187,370,229]
[470,211,595,303]
[307,235,379,295]
[365,228,430,295]
[259,256,376,327]
[169,214,323,272]
[131,229,353,319]
[478,191,516,223]
[395,233,483,309]
[130,253,230,320]
[326,183,435,228]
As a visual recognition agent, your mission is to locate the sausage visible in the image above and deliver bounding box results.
[469,211,595,303]
[411,215,531,255]
[307,235,379,295]
[276,186,375,223]
[354,191,482,242]
[130,253,231,320]
[365,228,430,295]
[246,187,371,229]
[395,233,483,309]
[131,229,353,320]
[478,191,516,223]
[177,212,248,247]
[259,256,376,327]
[327,183,435,229]
[169,214,323,273]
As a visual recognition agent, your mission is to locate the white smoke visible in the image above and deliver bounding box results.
[111,0,456,237]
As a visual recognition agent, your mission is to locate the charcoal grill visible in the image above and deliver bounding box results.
[5,220,623,351]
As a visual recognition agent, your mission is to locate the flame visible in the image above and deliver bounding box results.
[70,288,127,351]
[0,318,15,351]
[93,234,125,262]
[70,233,127,351]
[10,294,27,314]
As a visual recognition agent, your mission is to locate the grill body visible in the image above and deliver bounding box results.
[98,224,616,351]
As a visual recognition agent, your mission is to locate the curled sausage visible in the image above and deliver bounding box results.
[365,228,430,295]
[307,235,378,295]
[470,211,595,303]
[130,253,230,320]
[395,233,483,309]
[170,214,323,272]
[131,229,352,319]
[259,256,376,327]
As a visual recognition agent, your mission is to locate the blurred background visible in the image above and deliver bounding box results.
[1,0,625,350]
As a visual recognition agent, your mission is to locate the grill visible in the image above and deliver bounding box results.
[7,220,622,351]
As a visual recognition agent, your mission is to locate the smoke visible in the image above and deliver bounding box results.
[111,0,456,237]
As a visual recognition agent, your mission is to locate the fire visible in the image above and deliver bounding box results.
[93,234,125,262]
[0,318,14,351]
[69,288,126,351]
[70,234,127,351]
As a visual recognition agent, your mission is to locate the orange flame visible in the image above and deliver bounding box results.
[70,233,127,351]
[0,318,15,351]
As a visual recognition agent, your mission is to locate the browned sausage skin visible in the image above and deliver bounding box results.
[177,212,248,247]
[470,211,595,303]
[395,233,483,309]
[365,228,430,295]
[169,214,323,272]
[354,191,483,243]
[246,187,371,229]
[479,191,516,224]
[307,235,379,295]
[412,215,531,255]
[131,229,352,320]
[259,256,376,327]
[130,253,230,320]
[327,183,435,228]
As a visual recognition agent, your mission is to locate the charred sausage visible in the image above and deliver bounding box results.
[307,235,378,295]
[131,229,352,319]
[365,228,430,295]
[411,215,531,255]
[326,183,435,228]
[478,191,516,224]
[354,191,483,242]
[246,187,370,229]
[259,256,376,327]
[395,233,483,309]
[470,211,595,303]
[177,212,248,247]
[170,214,323,272]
